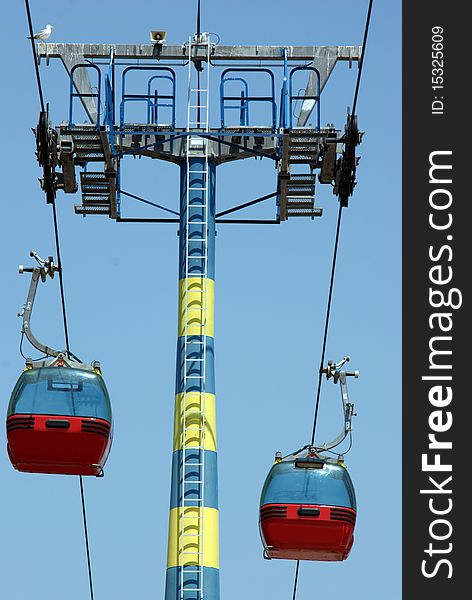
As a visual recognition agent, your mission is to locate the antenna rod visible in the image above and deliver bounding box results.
[197,0,201,37]
[196,0,202,126]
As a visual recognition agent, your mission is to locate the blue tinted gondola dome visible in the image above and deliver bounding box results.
[8,358,112,422]
[260,453,356,511]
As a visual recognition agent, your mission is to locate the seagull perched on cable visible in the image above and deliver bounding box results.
[28,24,53,41]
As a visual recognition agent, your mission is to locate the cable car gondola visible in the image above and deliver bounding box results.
[6,251,113,476]
[260,451,356,561]
[7,355,112,476]
[259,356,359,561]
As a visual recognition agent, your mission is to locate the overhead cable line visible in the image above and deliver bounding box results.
[80,476,95,600]
[51,201,72,357]
[51,180,96,600]
[310,0,373,457]
[291,2,374,598]
[292,560,300,600]
[24,0,45,112]
[352,0,374,116]
[23,3,96,599]
[310,0,374,456]
[310,204,343,446]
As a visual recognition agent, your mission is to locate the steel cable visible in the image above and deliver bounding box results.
[23,3,96,599]
[352,0,374,116]
[24,0,45,112]
[310,204,343,446]
[310,0,373,447]
[291,1,374,597]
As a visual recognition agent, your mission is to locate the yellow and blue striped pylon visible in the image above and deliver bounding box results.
[165,158,219,600]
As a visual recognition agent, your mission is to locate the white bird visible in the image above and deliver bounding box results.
[29,24,53,41]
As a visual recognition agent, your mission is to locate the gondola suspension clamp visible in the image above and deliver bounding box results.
[18,250,64,358]
[315,355,359,452]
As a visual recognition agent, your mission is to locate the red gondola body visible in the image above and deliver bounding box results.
[260,503,356,561]
[7,414,112,476]
[6,359,113,477]
[259,453,357,562]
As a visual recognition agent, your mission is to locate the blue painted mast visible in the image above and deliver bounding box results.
[165,157,219,600]
[166,30,219,600]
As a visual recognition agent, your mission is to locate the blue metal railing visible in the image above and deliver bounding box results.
[218,77,249,126]
[220,68,276,131]
[103,51,115,131]
[115,163,121,218]
[279,48,289,129]
[119,66,176,128]
[103,73,115,156]
[69,63,101,127]
[146,74,176,126]
[103,75,114,128]
[288,66,321,130]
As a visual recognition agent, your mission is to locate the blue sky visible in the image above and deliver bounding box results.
[0,1,401,598]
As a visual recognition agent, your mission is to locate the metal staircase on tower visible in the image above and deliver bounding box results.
[278,129,325,221]
[58,123,118,218]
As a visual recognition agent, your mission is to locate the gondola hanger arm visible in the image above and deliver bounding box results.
[18,250,64,358]
[315,355,359,452]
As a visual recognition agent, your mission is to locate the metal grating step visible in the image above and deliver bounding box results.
[70,129,104,160]
[288,158,318,164]
[82,187,110,195]
[288,148,318,155]
[81,173,111,195]
[74,146,103,153]
[286,197,315,205]
[286,210,322,217]
[80,172,108,179]
[289,144,318,149]
[80,197,111,205]
[75,153,106,163]
[288,174,316,181]
[76,147,104,155]
[74,205,110,215]
[287,200,315,209]
[286,201,323,215]
[74,138,102,145]
[289,140,318,147]
[82,198,110,209]
[290,128,320,135]
[63,127,101,137]
[286,185,315,194]
[287,185,315,196]
[81,180,110,188]
[75,148,103,155]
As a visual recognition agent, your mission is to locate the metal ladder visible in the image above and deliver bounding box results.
[180,34,211,600]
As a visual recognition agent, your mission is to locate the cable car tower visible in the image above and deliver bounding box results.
[32,5,363,598]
